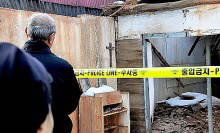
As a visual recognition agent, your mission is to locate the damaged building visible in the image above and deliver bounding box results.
[105,0,220,132]
[1,0,220,132]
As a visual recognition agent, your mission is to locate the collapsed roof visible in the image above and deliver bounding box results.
[103,0,220,16]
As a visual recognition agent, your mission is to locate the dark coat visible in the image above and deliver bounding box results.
[0,42,51,133]
[23,40,81,133]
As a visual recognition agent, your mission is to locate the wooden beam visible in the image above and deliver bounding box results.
[212,35,220,51]
[103,108,128,116]
[104,0,220,16]
[150,42,185,88]
[188,37,201,56]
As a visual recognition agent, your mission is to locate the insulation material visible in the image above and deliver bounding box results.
[158,92,220,108]
[82,85,115,96]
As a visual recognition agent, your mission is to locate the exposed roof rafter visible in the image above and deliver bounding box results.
[103,0,220,16]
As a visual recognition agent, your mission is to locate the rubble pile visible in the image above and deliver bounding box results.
[152,103,220,133]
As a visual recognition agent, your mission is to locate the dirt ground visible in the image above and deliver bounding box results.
[152,103,220,133]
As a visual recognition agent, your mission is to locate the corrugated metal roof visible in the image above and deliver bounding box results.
[0,0,102,17]
[40,0,116,9]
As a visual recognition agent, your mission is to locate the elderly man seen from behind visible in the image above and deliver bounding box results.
[23,13,81,133]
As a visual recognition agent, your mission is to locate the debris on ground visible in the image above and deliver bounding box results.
[152,103,220,133]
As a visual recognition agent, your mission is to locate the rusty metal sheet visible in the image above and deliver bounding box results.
[0,7,116,85]
[0,1,102,17]
[0,7,117,132]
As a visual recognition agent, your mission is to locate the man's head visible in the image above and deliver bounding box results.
[26,13,56,48]
[0,42,54,133]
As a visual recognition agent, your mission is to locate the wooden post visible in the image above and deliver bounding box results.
[143,38,152,132]
[151,43,185,88]
[106,43,115,68]
[206,36,213,133]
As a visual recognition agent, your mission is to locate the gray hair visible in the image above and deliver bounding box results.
[27,13,56,40]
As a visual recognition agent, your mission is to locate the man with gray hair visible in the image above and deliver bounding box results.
[23,13,81,133]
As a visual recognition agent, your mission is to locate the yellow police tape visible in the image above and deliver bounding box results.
[75,66,220,78]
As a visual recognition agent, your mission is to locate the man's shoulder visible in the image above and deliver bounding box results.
[52,54,72,68]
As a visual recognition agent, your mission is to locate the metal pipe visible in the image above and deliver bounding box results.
[206,36,213,133]
[143,37,151,133]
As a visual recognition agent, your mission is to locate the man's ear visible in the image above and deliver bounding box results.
[25,27,28,38]
[37,106,54,133]
[37,125,43,132]
[48,33,55,44]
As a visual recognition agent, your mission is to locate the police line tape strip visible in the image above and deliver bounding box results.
[74,66,220,78]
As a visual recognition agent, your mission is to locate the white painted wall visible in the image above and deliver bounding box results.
[117,4,220,40]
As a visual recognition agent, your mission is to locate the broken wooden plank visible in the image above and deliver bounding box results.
[108,5,126,17]
[104,125,118,131]
[151,42,185,88]
[104,0,220,16]
[188,37,201,56]
[111,126,129,133]
[103,107,128,117]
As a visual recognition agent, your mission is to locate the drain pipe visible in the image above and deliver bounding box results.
[206,37,213,133]
[143,37,151,132]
